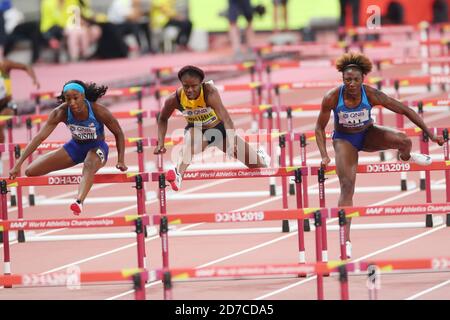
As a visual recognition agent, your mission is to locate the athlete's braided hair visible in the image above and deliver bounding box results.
[178,65,205,82]
[336,52,373,76]
[58,80,108,102]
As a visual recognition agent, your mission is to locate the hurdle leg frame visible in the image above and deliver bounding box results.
[26,118,35,206]
[158,174,170,269]
[443,129,450,226]
[280,135,289,232]
[299,134,310,231]
[318,168,329,265]
[418,102,426,191]
[338,210,348,261]
[314,210,324,300]
[375,82,385,162]
[294,169,307,277]
[8,120,16,207]
[136,140,147,213]
[266,109,276,196]
[287,108,295,195]
[135,175,147,268]
[13,145,25,242]
[1,180,12,287]
[419,119,433,227]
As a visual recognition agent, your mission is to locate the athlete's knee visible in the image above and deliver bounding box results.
[339,177,355,196]
[83,159,100,172]
[398,133,411,150]
[24,167,38,177]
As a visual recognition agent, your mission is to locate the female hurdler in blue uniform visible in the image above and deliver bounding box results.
[315,52,444,258]
[9,80,128,215]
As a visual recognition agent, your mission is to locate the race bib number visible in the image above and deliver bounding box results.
[338,109,370,128]
[68,124,97,140]
[183,107,217,125]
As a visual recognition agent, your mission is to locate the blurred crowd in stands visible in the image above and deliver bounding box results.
[0,0,193,63]
[0,0,448,64]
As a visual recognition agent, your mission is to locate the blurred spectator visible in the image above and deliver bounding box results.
[339,0,360,41]
[108,0,153,54]
[227,0,255,59]
[40,0,101,62]
[432,0,449,23]
[3,6,42,63]
[339,0,360,27]
[150,0,193,51]
[382,1,404,25]
[0,0,12,57]
[273,0,288,32]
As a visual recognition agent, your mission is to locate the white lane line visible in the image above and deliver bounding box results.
[405,279,450,300]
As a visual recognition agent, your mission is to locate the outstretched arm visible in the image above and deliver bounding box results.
[9,107,62,179]
[93,103,127,171]
[315,92,334,167]
[368,87,444,145]
[3,60,40,89]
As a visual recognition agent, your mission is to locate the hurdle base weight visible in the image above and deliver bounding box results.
[282,220,290,232]
[289,183,295,195]
[270,184,276,196]
[18,230,26,243]
[10,195,16,207]
[29,194,35,206]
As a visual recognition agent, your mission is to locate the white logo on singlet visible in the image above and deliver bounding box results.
[68,124,97,140]
[0,78,7,100]
[338,109,370,128]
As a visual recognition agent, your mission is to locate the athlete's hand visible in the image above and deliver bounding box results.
[320,156,331,168]
[9,165,21,180]
[116,162,128,172]
[431,135,445,146]
[153,145,166,155]
[34,80,41,89]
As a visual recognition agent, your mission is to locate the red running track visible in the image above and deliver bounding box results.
[1,48,449,300]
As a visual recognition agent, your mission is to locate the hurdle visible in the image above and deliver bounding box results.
[151,167,308,271]
[0,207,149,288]
[328,203,450,262]
[2,137,150,207]
[158,260,348,301]
[294,127,447,193]
[1,108,153,206]
[0,268,148,300]
[150,131,293,197]
[0,172,148,245]
[310,161,450,263]
[0,208,149,296]
[149,198,450,300]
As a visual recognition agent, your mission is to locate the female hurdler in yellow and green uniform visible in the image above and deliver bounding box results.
[154,65,269,191]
